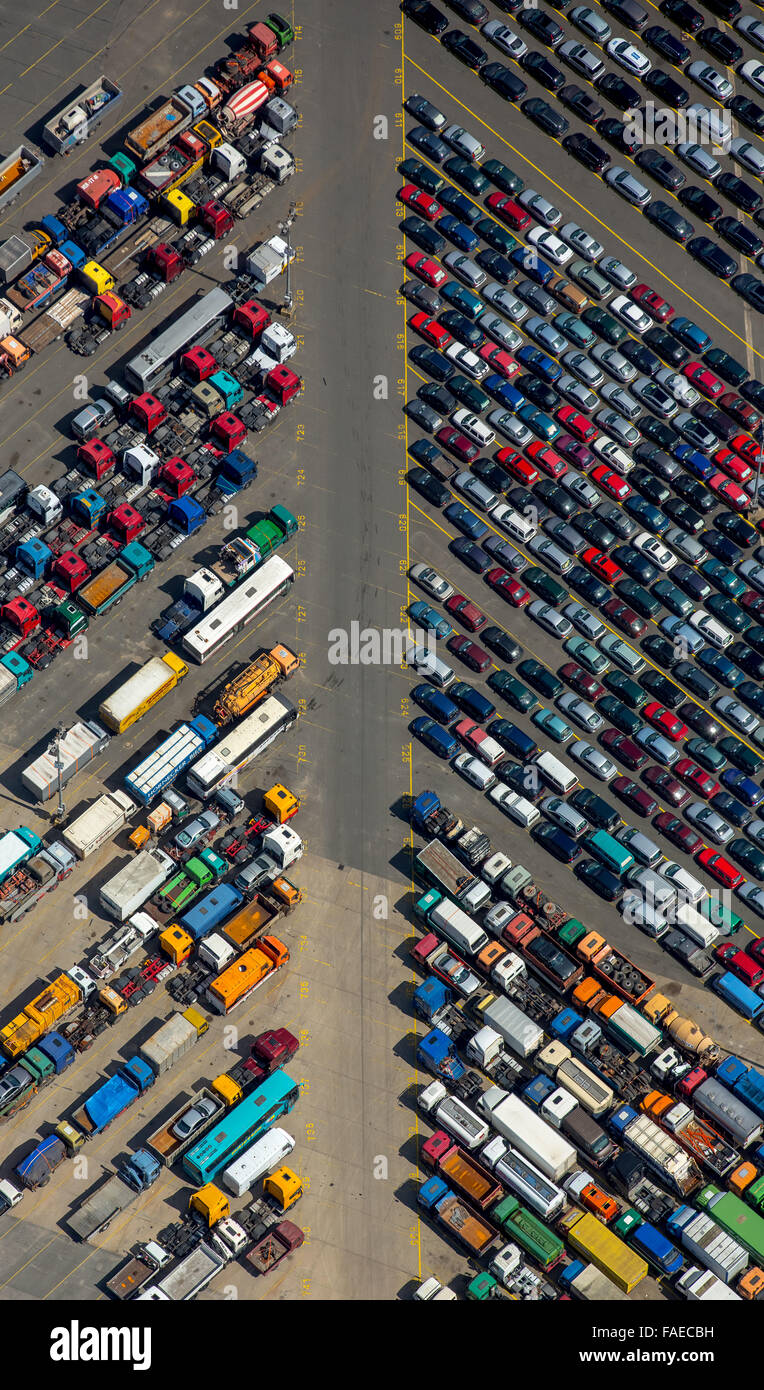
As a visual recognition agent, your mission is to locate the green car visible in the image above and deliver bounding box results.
[730,838,764,878]
[686,737,726,773]
[525,565,567,606]
[582,305,627,346]
[532,707,573,743]
[517,658,563,700]
[444,155,488,197]
[653,580,694,619]
[398,157,445,197]
[481,157,524,196]
[616,580,661,620]
[553,312,595,349]
[596,695,644,738]
[719,735,764,775]
[449,374,490,414]
[564,634,610,675]
[474,216,519,256]
[487,669,538,713]
[603,670,648,710]
[707,594,749,633]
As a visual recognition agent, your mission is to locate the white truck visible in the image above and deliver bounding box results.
[183,568,226,612]
[479,995,544,1059]
[245,234,295,287]
[90,912,157,979]
[100,848,174,921]
[21,720,110,801]
[63,790,136,859]
[221,1127,295,1198]
[246,321,296,374]
[676,1266,741,1301]
[143,1242,227,1300]
[27,484,63,527]
[0,297,23,338]
[476,1088,577,1184]
[668,1207,749,1285]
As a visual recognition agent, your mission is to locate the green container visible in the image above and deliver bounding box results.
[467,1272,497,1301]
[558,918,587,948]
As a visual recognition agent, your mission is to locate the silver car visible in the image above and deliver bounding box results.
[688,60,733,103]
[635,727,679,767]
[570,5,611,42]
[677,142,722,181]
[541,794,588,837]
[172,1096,218,1140]
[601,382,640,420]
[410,563,455,602]
[482,282,528,322]
[686,802,733,846]
[714,695,759,736]
[528,600,573,638]
[478,311,523,352]
[737,15,764,51]
[590,343,636,382]
[442,123,486,162]
[453,470,498,511]
[563,350,604,388]
[570,740,617,781]
[738,882,764,918]
[606,38,651,77]
[631,376,677,419]
[483,19,527,59]
[563,600,605,641]
[526,315,567,355]
[488,409,532,446]
[605,167,651,209]
[558,376,598,413]
[730,138,764,179]
[559,222,604,263]
[561,468,599,508]
[558,39,605,81]
[599,256,637,290]
[594,409,640,447]
[518,189,562,227]
[444,251,487,288]
[557,692,604,733]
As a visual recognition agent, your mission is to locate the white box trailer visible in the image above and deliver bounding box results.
[677,1265,741,1301]
[568,1263,629,1301]
[481,995,543,1059]
[22,720,110,801]
[62,790,136,859]
[476,1088,577,1184]
[151,1242,227,1300]
[100,848,174,921]
[221,1127,295,1197]
[669,1207,748,1285]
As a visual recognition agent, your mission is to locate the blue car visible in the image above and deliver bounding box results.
[412,683,459,724]
[711,791,751,829]
[510,246,555,286]
[670,315,712,352]
[437,186,482,224]
[410,716,460,760]
[720,768,764,808]
[625,496,670,534]
[444,502,489,541]
[675,443,714,480]
[485,375,525,411]
[408,600,454,641]
[450,680,496,722]
[441,281,484,318]
[696,647,745,687]
[437,214,479,252]
[516,345,562,383]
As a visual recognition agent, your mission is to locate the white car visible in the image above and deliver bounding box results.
[563,601,605,640]
[609,294,651,335]
[634,532,675,572]
[730,138,764,179]
[446,341,489,380]
[492,501,537,539]
[715,695,759,736]
[444,251,487,288]
[527,600,573,639]
[409,563,454,602]
[518,189,562,227]
[453,469,498,510]
[606,37,651,77]
[592,435,633,474]
[690,610,733,651]
[559,223,603,263]
[453,751,497,790]
[740,59,764,98]
[451,409,495,448]
[737,15,764,51]
[527,227,573,266]
[570,740,617,782]
[659,860,706,905]
[557,692,604,732]
[442,123,486,162]
[483,19,527,59]
[655,367,699,409]
[599,256,637,290]
[688,60,733,102]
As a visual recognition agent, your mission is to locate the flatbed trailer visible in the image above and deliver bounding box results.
[43,77,122,155]
[146,1087,223,1166]
[103,217,173,278]
[22,289,88,354]
[0,146,43,210]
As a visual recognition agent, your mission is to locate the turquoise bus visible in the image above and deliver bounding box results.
[183,1070,299,1184]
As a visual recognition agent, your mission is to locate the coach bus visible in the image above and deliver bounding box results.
[183,1070,299,1184]
[125,287,233,391]
[182,554,295,663]
[186,693,298,798]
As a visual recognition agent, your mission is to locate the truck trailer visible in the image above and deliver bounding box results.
[62,790,136,859]
[21,720,110,801]
[99,848,175,921]
[98,653,188,733]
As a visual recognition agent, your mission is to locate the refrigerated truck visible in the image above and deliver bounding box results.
[99,848,174,921]
[98,653,188,734]
[21,720,110,801]
[476,1088,577,1184]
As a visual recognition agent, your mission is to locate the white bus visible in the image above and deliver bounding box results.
[183,555,295,663]
[125,287,233,392]
[186,694,298,797]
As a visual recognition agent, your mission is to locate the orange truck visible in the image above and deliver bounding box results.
[205,936,289,1014]
[421,1130,504,1211]
[641,1090,739,1182]
[574,929,655,1006]
[1,973,81,1059]
[213,644,298,724]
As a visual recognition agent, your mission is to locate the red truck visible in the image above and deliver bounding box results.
[421,1130,504,1211]
[130,392,166,433]
[181,345,217,381]
[77,439,116,480]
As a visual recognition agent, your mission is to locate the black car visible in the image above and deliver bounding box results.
[717,511,757,547]
[475,249,516,286]
[729,95,764,136]
[574,856,622,899]
[634,442,680,481]
[644,199,694,243]
[408,466,450,506]
[687,236,738,280]
[597,72,642,112]
[638,414,680,450]
[482,158,524,196]
[716,216,763,262]
[521,97,569,138]
[621,340,661,378]
[704,0,740,19]
[438,185,482,223]
[439,309,483,347]
[482,624,521,663]
[659,0,703,34]
[703,528,741,566]
[632,468,671,506]
[441,28,488,68]
[517,657,562,698]
[562,132,610,172]
[604,0,649,31]
[613,545,659,585]
[678,185,722,224]
[730,644,764,680]
[665,498,704,535]
[699,27,742,64]
[518,7,564,44]
[739,677,764,713]
[518,375,559,412]
[410,345,453,382]
[404,279,443,315]
[560,85,604,126]
[635,148,685,191]
[472,458,511,492]
[570,786,621,832]
[703,348,748,389]
[409,437,443,469]
[673,562,710,600]
[675,476,715,513]
[644,24,690,65]
[569,566,609,605]
[475,217,519,255]
[401,216,448,256]
[732,273,764,313]
[643,69,690,108]
[644,326,688,367]
[640,668,684,708]
[642,633,678,668]
[450,537,493,573]
[673,659,718,700]
[717,173,762,216]
[418,381,457,415]
[741,378,764,410]
[401,0,449,34]
[595,115,641,155]
[712,792,751,830]
[482,62,528,101]
[537,480,576,517]
[680,702,719,740]
[520,50,565,91]
[596,502,636,540]
[576,514,616,549]
[444,0,488,22]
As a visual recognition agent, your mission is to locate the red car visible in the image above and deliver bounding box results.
[746,937,764,968]
[602,598,646,638]
[526,441,567,479]
[561,662,605,700]
[600,729,646,770]
[448,634,491,672]
[436,425,477,461]
[676,758,720,799]
[714,942,764,986]
[590,463,632,501]
[683,362,725,400]
[479,344,519,380]
[632,283,674,323]
[496,446,538,484]
[742,590,764,619]
[485,191,532,232]
[653,811,704,854]
[713,446,753,485]
[731,431,764,466]
[398,184,442,221]
[411,311,453,349]
[486,568,530,606]
[613,776,658,818]
[642,765,689,809]
[404,251,447,287]
[696,847,744,889]
[582,547,624,584]
[445,594,487,631]
[644,701,688,743]
[719,393,761,433]
[708,471,750,512]
[555,404,598,443]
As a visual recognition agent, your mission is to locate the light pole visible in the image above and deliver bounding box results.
[278,201,297,317]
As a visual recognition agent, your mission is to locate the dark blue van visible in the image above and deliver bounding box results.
[410,716,460,760]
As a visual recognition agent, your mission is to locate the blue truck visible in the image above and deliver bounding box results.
[410,789,463,841]
[180,883,244,942]
[713,970,764,1021]
[72,1057,154,1137]
[68,1149,160,1242]
[217,448,259,495]
[627,1219,684,1277]
[168,496,205,535]
[716,1056,764,1122]
[417,1027,466,1084]
[16,1134,70,1188]
[125,715,218,805]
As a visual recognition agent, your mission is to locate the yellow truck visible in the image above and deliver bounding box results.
[1,973,81,1059]
[562,1210,648,1294]
[213,644,299,724]
[98,652,188,733]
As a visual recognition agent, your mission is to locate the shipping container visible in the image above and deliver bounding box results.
[566,1211,648,1293]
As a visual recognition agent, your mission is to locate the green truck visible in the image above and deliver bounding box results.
[246,504,298,562]
[77,542,154,617]
[155,848,225,914]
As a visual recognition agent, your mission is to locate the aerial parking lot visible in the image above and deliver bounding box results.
[3,0,764,1328]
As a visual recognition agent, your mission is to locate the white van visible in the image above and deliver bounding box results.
[622,890,668,939]
[408,646,455,688]
[221,1127,295,1197]
[660,861,706,906]
[535,749,581,795]
[674,901,719,949]
[627,866,677,915]
[499,790,540,828]
[492,503,537,544]
[429,896,490,956]
[413,1277,458,1301]
[690,611,733,651]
